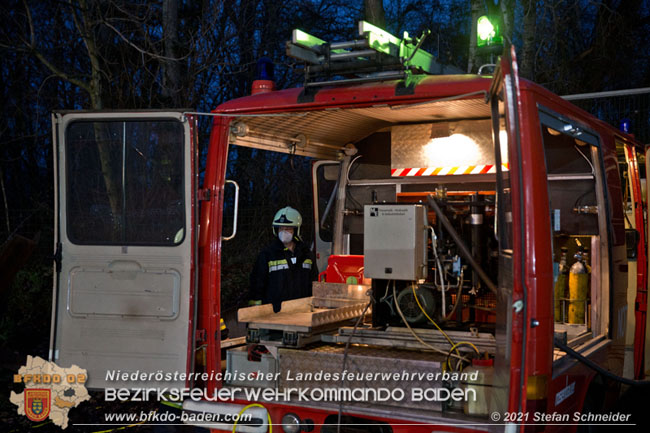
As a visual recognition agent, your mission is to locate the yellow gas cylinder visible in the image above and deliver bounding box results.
[568,251,589,324]
[554,247,569,322]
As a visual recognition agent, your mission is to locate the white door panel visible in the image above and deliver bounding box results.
[50,112,194,389]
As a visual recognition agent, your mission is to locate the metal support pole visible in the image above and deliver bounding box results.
[332,155,352,255]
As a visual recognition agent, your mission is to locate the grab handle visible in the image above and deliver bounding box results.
[222,180,239,241]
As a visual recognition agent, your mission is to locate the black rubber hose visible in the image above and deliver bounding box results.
[554,339,650,387]
[426,196,497,294]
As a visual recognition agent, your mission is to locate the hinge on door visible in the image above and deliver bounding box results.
[53,242,62,273]
[196,329,207,344]
[198,188,211,201]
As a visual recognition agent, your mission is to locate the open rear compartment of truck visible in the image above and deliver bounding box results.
[205,80,516,432]
[45,20,645,433]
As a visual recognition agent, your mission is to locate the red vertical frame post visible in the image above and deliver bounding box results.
[498,46,528,421]
[199,116,231,393]
[625,143,647,379]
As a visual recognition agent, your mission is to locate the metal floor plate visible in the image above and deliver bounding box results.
[278,344,447,412]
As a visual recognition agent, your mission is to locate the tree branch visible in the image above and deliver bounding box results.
[21,0,35,46]
[30,47,91,93]
[71,0,104,108]
[101,18,190,62]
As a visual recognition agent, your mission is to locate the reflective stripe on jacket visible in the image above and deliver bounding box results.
[250,238,318,313]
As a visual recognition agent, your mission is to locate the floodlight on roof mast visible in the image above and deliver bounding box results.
[358,21,436,72]
[289,21,438,73]
[286,20,463,86]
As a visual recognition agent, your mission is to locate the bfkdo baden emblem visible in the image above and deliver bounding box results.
[25,389,51,422]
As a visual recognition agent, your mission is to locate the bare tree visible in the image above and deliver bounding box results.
[467,0,483,73]
[519,0,537,79]
[531,0,650,93]
[162,0,182,106]
[364,0,386,28]
[499,0,515,45]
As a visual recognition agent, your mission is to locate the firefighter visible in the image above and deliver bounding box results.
[249,206,318,313]
[220,318,228,340]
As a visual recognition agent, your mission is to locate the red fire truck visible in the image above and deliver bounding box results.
[50,22,647,433]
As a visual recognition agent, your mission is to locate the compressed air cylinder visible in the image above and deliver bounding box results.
[554,247,569,322]
[568,252,589,324]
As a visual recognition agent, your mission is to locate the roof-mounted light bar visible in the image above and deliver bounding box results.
[287,21,462,86]
[358,21,438,73]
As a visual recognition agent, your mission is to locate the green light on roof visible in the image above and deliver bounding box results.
[359,20,400,56]
[477,15,501,47]
[292,29,326,51]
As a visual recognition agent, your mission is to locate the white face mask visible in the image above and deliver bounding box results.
[278,230,293,244]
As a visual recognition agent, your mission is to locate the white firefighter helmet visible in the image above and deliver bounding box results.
[272,206,302,237]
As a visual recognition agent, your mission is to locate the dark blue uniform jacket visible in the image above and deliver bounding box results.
[250,238,318,313]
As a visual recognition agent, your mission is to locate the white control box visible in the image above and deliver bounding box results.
[363,204,428,281]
